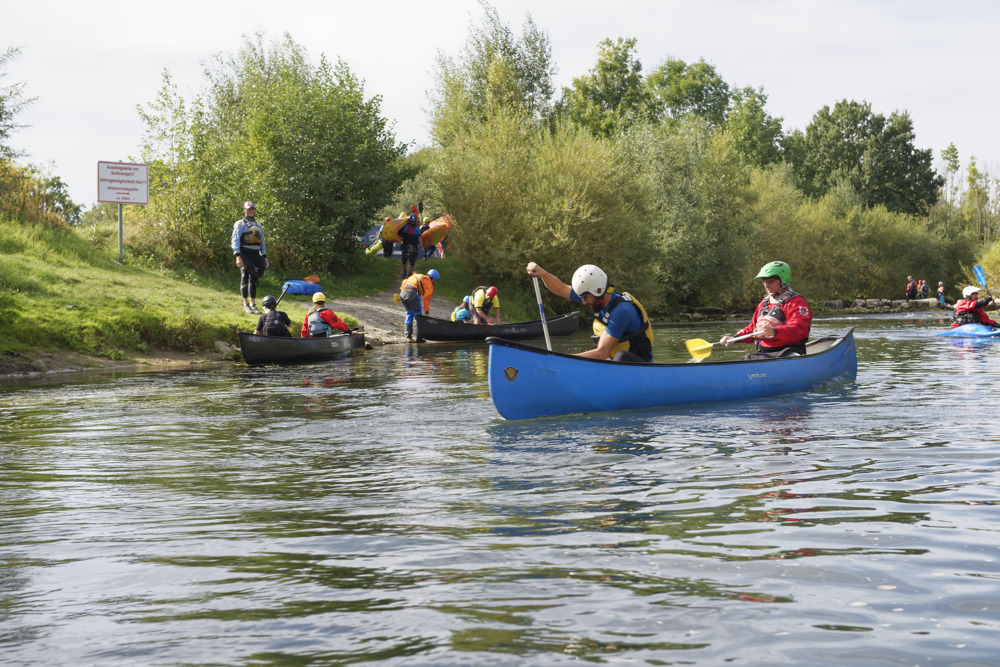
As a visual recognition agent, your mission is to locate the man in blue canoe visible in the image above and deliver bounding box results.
[526,262,653,362]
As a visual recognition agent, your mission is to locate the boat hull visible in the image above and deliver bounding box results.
[238,330,364,365]
[416,311,579,342]
[487,327,857,420]
[932,323,1000,337]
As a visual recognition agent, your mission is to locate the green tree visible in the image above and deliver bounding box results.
[722,86,783,168]
[0,47,35,161]
[559,37,654,137]
[134,33,410,272]
[433,108,656,298]
[625,117,758,307]
[784,99,943,215]
[431,1,555,146]
[645,57,730,126]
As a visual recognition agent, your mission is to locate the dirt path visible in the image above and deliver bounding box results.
[318,287,458,346]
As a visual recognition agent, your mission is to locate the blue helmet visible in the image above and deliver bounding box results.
[428,269,440,280]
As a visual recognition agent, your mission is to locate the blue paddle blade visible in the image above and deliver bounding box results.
[974,264,987,287]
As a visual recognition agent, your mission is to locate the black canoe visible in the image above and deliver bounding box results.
[238,330,365,365]
[414,311,580,342]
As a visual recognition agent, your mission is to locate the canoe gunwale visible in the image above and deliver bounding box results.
[486,326,855,368]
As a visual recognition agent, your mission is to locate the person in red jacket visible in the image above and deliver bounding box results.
[720,261,812,359]
[301,292,349,337]
[950,286,998,328]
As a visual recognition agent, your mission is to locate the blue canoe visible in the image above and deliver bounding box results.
[487,327,858,420]
[932,323,1000,337]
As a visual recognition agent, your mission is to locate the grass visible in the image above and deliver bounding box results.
[0,215,484,362]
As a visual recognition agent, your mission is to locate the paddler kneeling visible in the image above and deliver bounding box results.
[720,261,811,360]
[526,262,653,362]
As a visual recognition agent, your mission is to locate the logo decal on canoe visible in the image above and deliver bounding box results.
[503,366,518,381]
[747,372,766,379]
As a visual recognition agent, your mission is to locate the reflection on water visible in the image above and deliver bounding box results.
[2,314,1000,665]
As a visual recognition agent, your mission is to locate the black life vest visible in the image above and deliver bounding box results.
[262,310,290,336]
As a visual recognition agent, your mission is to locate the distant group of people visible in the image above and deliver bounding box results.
[906,276,946,304]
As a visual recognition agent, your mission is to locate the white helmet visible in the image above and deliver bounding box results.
[572,264,608,297]
[963,285,981,298]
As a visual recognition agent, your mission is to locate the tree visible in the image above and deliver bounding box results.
[559,37,654,137]
[431,1,556,146]
[0,47,35,161]
[784,99,943,215]
[722,86,783,168]
[134,33,410,272]
[645,57,730,126]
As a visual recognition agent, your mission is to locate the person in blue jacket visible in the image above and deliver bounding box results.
[231,201,269,314]
[526,261,654,362]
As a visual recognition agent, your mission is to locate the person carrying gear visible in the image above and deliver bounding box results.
[388,205,424,279]
[951,286,998,328]
[470,285,501,325]
[720,261,812,359]
[231,200,270,314]
[300,292,349,338]
[527,262,653,362]
[399,269,439,340]
[451,295,472,323]
[253,295,292,337]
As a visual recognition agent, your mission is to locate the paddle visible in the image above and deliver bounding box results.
[973,264,1000,322]
[685,332,758,360]
[273,284,291,307]
[533,277,552,351]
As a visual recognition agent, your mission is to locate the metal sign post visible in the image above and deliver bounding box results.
[97,161,149,262]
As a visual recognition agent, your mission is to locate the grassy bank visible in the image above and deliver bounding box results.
[0,215,476,365]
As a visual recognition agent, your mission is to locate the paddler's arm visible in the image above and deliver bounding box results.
[576,331,619,360]
[526,262,571,299]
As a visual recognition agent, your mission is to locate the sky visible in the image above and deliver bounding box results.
[4,0,1000,208]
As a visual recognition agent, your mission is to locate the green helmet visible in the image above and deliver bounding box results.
[755,261,791,285]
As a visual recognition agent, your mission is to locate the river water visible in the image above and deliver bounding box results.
[2,313,999,666]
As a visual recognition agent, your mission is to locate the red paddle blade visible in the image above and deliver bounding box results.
[303,275,320,283]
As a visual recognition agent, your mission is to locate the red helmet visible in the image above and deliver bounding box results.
[486,286,498,299]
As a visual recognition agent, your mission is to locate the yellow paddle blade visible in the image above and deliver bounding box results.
[684,338,715,360]
[303,274,321,283]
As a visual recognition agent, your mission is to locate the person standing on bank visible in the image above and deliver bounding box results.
[253,295,292,337]
[526,262,654,362]
[231,201,269,314]
[399,269,439,341]
[397,205,424,279]
[301,292,349,338]
[720,261,812,359]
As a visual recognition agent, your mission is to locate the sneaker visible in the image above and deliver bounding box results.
[249,304,261,314]
[243,304,254,314]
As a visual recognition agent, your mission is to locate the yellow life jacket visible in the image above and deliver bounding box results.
[591,290,654,360]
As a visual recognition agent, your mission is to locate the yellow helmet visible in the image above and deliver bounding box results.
[312,292,326,303]
[423,217,431,223]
